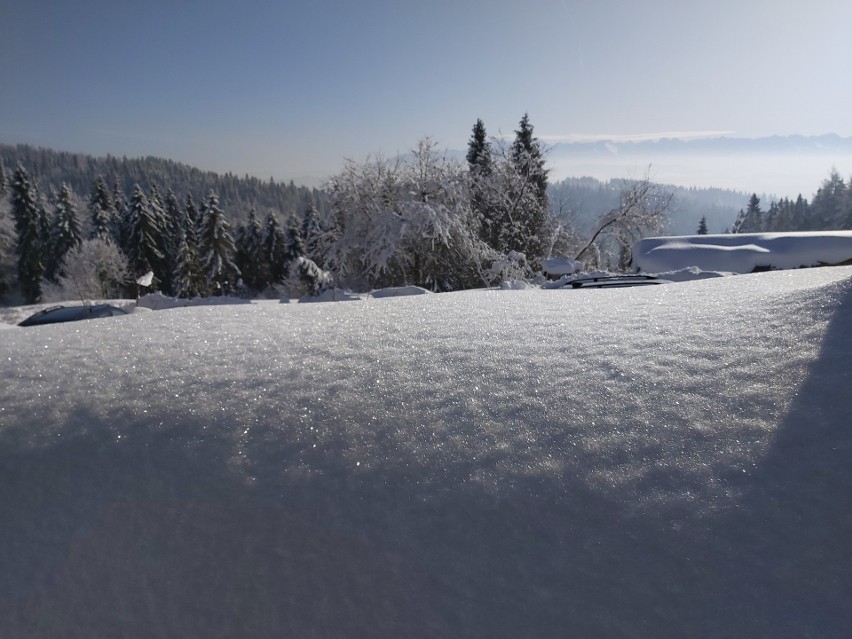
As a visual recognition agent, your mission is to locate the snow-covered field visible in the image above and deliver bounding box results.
[2,268,851,637]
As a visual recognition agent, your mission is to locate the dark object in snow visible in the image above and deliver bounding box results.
[18,304,128,327]
[562,275,671,289]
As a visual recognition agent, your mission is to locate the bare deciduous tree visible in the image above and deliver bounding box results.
[574,175,672,270]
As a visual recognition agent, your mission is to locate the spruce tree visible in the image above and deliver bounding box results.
[235,208,266,292]
[124,184,165,285]
[284,214,305,262]
[89,176,115,241]
[506,113,550,261]
[0,159,8,197]
[111,178,127,242]
[173,194,205,298]
[510,113,548,206]
[262,212,288,284]
[697,216,708,235]
[10,165,45,303]
[48,183,83,280]
[302,202,324,264]
[159,188,183,295]
[466,119,498,248]
[466,118,492,176]
[198,192,240,295]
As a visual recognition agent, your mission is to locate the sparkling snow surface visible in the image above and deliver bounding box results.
[2,268,852,637]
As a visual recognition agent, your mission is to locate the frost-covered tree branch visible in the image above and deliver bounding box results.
[575,175,671,268]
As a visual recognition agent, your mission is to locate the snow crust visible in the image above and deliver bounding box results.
[634,230,852,273]
[2,267,852,637]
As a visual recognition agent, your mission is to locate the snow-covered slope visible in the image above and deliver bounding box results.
[2,269,851,638]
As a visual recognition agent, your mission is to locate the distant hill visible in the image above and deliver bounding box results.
[0,143,329,222]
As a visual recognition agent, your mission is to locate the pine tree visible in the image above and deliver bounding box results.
[10,165,45,302]
[89,176,115,241]
[124,184,165,285]
[48,183,83,281]
[198,192,240,295]
[697,216,708,235]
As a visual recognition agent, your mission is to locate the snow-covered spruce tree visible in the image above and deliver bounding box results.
[198,192,240,295]
[235,208,267,292]
[89,176,115,242]
[10,165,45,302]
[505,113,549,263]
[47,183,83,281]
[0,158,8,196]
[284,256,332,298]
[262,212,289,285]
[41,238,129,302]
[171,192,206,298]
[173,228,205,298]
[124,184,165,288]
[0,199,16,300]
[301,201,328,266]
[157,188,183,295]
[697,216,709,235]
[111,178,127,241]
[284,214,305,262]
[327,138,493,291]
[466,118,497,248]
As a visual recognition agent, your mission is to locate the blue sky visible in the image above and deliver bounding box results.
[2,0,851,184]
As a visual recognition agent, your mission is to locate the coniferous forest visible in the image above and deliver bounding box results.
[2,120,852,306]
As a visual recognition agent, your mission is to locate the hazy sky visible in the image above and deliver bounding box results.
[2,0,851,185]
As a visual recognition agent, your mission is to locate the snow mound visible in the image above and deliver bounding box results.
[370,286,432,298]
[2,267,851,637]
[298,287,362,303]
[499,279,535,290]
[136,292,252,310]
[542,256,582,275]
[635,231,852,273]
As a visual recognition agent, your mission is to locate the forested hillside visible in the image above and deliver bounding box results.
[0,144,328,223]
[549,177,748,235]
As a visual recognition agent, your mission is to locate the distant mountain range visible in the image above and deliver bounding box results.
[547,134,852,157]
[543,134,852,199]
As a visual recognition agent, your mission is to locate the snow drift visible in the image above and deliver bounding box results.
[1,268,852,637]
[634,230,852,273]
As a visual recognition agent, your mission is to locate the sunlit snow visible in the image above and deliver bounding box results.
[1,268,851,637]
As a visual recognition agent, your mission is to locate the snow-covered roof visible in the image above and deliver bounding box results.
[2,268,851,636]
[634,230,852,273]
